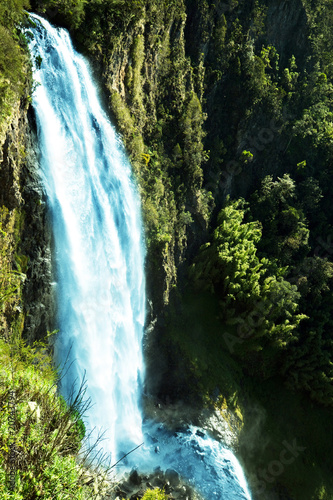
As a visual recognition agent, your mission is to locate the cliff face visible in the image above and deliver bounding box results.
[0,103,25,210]
[266,0,309,67]
[0,95,54,343]
[0,102,25,338]
[21,108,55,342]
[97,1,210,315]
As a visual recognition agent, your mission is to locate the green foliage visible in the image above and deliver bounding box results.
[0,208,26,339]
[0,338,78,499]
[180,92,206,188]
[239,150,253,164]
[0,0,30,30]
[142,488,169,500]
[0,0,30,127]
[0,218,22,310]
[281,255,333,406]
[282,55,299,93]
[247,173,333,405]
[250,174,310,263]
[0,333,106,499]
[31,0,86,29]
[190,198,263,299]
[61,0,145,47]
[190,198,306,377]
[130,34,145,111]
[302,0,333,73]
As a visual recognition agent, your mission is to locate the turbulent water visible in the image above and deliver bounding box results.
[28,14,252,499]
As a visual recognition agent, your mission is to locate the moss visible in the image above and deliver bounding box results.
[131,34,145,111]
[110,91,144,164]
[0,27,28,129]
[0,207,26,340]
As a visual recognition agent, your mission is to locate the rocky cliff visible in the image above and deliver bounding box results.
[0,92,54,343]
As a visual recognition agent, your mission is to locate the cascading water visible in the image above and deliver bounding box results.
[28,14,252,499]
[28,13,146,461]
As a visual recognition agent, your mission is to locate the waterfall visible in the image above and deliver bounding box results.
[28,13,146,461]
[28,14,252,499]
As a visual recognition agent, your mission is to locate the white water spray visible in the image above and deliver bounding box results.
[28,14,252,499]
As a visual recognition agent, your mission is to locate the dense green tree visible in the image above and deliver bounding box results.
[250,174,310,263]
[190,198,306,377]
[282,256,333,405]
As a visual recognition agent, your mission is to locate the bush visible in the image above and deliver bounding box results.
[142,488,169,500]
[0,331,110,499]
[189,198,307,377]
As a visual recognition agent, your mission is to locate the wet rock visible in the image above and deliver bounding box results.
[130,490,144,500]
[165,469,180,487]
[164,481,172,494]
[129,469,142,486]
[142,397,241,451]
[115,482,132,494]
[114,490,127,499]
[177,485,188,496]
[108,466,206,500]
[151,475,166,489]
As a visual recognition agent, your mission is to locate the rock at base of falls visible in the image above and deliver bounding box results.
[109,468,205,500]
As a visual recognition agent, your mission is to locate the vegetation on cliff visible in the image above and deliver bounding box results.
[0,334,85,499]
[0,0,31,131]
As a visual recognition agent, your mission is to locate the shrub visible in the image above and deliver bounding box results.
[0,331,110,499]
[142,488,169,500]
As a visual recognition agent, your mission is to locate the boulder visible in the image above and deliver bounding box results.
[129,469,142,486]
[165,469,180,487]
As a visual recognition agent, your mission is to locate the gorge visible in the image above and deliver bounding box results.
[1,1,333,498]
[28,13,252,500]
